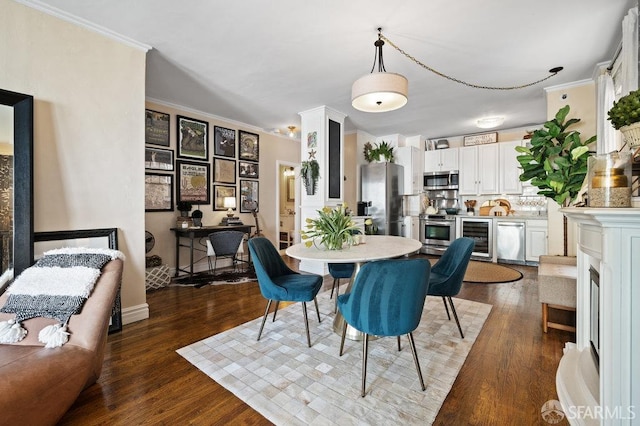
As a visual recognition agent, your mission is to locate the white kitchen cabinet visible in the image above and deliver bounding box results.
[402,215,420,241]
[395,146,424,195]
[424,148,458,173]
[459,144,499,195]
[499,140,523,194]
[525,219,547,262]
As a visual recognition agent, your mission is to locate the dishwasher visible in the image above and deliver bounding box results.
[496,221,525,264]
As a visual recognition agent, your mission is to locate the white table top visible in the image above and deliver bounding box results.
[285,235,422,264]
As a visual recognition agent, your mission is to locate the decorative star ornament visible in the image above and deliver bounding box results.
[308,149,317,159]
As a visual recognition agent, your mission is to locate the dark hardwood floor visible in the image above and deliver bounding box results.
[59,255,574,425]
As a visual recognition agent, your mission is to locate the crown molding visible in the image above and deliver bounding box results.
[16,0,151,52]
[544,78,594,93]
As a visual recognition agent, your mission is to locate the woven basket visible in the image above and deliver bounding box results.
[145,265,171,291]
[620,122,640,148]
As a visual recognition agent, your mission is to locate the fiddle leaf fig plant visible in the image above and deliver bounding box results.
[515,105,595,207]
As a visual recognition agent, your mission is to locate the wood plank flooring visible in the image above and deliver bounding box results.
[59,256,574,425]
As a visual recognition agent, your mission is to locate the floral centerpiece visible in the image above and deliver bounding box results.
[301,204,362,250]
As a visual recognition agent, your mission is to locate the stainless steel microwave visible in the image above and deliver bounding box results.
[423,171,459,190]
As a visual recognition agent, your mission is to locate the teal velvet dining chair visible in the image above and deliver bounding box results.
[248,237,323,347]
[428,237,475,338]
[337,258,431,397]
[328,263,355,313]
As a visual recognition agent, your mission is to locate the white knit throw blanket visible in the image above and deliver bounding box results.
[0,247,124,348]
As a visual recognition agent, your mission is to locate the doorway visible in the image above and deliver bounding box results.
[277,162,299,252]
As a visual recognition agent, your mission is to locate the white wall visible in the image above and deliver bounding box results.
[1,0,149,322]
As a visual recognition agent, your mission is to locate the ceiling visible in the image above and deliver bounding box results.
[25,0,636,139]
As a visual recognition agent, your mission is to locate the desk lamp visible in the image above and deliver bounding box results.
[224,196,236,217]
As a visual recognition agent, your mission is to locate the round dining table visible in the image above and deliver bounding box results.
[286,235,423,340]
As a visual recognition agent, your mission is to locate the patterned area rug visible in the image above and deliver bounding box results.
[171,269,257,287]
[177,292,492,425]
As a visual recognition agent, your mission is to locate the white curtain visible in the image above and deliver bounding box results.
[597,72,617,155]
[621,7,638,96]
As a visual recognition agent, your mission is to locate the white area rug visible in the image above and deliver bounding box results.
[177,293,492,425]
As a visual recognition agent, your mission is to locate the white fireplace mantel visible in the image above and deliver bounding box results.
[558,207,640,425]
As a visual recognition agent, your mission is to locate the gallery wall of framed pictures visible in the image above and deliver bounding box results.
[144,108,260,216]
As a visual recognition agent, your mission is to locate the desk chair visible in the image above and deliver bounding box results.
[337,258,431,397]
[328,263,355,313]
[428,237,474,339]
[248,237,323,347]
[206,231,245,275]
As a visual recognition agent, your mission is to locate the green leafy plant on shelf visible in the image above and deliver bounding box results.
[363,141,394,163]
[607,88,640,130]
[300,204,359,250]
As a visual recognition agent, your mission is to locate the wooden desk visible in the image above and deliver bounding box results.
[170,225,253,277]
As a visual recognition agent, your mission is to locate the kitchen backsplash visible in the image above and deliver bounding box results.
[460,187,547,217]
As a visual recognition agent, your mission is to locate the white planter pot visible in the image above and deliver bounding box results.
[619,121,640,148]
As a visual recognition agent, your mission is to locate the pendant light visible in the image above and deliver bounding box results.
[351,28,408,113]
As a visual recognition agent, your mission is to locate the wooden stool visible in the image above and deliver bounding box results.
[537,255,577,333]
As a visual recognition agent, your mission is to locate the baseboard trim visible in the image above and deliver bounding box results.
[122,303,149,325]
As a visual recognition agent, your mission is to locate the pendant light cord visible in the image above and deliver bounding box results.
[378,31,563,90]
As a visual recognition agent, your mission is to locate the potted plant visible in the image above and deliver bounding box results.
[300,204,359,250]
[301,159,320,195]
[515,104,595,255]
[363,141,394,163]
[176,201,193,217]
[607,88,640,148]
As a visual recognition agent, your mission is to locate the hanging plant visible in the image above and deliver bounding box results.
[300,159,320,195]
[363,141,394,163]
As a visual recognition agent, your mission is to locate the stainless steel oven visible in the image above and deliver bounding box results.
[419,214,456,255]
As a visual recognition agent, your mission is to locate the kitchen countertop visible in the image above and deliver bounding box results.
[455,214,547,220]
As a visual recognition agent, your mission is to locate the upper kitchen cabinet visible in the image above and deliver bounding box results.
[459,144,499,195]
[395,146,424,195]
[424,148,458,173]
[499,140,523,194]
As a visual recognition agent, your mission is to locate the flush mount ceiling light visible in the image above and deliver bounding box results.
[351,28,408,113]
[476,116,505,129]
[287,126,296,137]
[352,29,564,113]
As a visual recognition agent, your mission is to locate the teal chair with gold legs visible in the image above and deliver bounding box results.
[248,237,323,347]
[337,258,431,397]
[328,263,355,313]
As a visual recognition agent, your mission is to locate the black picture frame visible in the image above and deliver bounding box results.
[240,179,259,213]
[145,173,173,211]
[238,161,259,178]
[176,160,210,204]
[145,147,174,171]
[145,109,170,146]
[213,126,236,158]
[33,228,122,334]
[177,115,208,160]
[213,185,237,211]
[238,130,259,162]
[213,157,236,184]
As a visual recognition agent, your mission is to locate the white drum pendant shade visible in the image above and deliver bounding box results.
[351,72,408,113]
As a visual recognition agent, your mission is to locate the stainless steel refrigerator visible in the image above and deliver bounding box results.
[361,163,404,236]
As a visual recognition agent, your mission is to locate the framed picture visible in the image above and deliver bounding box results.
[240,179,259,213]
[213,185,236,211]
[463,132,498,146]
[213,126,236,158]
[239,130,259,162]
[213,157,236,184]
[286,175,295,202]
[238,161,259,178]
[145,173,173,211]
[177,115,208,160]
[33,228,122,334]
[176,160,210,204]
[145,147,174,171]
[145,109,170,146]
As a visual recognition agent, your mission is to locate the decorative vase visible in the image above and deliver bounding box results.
[619,122,640,149]
[305,179,316,195]
[587,151,632,207]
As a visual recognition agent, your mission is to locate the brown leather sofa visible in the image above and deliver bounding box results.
[0,258,123,425]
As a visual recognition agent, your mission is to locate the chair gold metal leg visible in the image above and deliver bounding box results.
[313,297,321,323]
[407,332,426,391]
[397,335,401,351]
[272,301,280,322]
[361,334,369,397]
[257,300,272,341]
[333,279,340,313]
[302,302,311,347]
[339,321,347,356]
[442,297,451,320]
[447,296,464,339]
